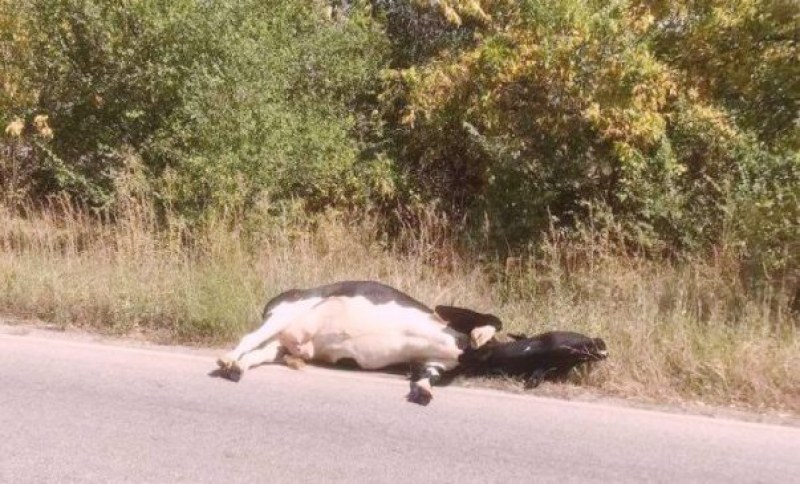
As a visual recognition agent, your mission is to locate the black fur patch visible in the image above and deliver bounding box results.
[262,280,432,318]
[434,305,503,333]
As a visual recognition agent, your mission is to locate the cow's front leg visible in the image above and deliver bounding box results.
[407,362,448,406]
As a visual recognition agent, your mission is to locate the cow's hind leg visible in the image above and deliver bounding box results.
[221,340,284,381]
[282,340,314,370]
[218,297,321,372]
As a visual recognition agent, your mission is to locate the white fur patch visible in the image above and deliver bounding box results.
[308,297,463,370]
[470,325,497,348]
[228,297,324,360]
[268,297,324,325]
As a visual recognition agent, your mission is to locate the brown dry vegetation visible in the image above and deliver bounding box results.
[1,197,797,414]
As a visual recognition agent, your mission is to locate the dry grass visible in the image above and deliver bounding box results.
[0,198,797,414]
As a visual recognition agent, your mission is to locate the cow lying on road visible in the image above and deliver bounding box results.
[216,280,501,404]
[455,330,608,388]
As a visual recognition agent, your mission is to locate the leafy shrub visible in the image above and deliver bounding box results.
[2,0,390,215]
[2,0,195,204]
[375,0,798,272]
[147,1,390,216]
[2,0,797,280]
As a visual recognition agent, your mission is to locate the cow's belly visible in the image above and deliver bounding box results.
[304,296,463,369]
[313,333,460,370]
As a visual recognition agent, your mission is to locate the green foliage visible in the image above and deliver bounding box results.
[3,0,195,203]
[147,1,390,215]
[727,144,799,278]
[649,0,799,148]
[2,0,389,213]
[2,0,798,279]
[375,0,799,274]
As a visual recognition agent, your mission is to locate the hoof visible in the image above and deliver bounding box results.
[217,354,235,370]
[225,363,244,382]
[216,355,244,382]
[407,380,433,406]
[284,355,307,370]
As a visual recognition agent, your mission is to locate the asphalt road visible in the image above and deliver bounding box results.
[1,327,798,483]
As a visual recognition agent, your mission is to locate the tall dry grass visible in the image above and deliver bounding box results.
[0,197,797,413]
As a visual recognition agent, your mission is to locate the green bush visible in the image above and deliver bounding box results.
[2,0,797,281]
[146,1,390,216]
[2,0,390,214]
[374,0,799,271]
[3,0,195,203]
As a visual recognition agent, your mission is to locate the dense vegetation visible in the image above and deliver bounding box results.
[3,0,797,275]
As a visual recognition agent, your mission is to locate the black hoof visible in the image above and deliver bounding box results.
[406,387,433,406]
[211,366,242,382]
[226,367,242,382]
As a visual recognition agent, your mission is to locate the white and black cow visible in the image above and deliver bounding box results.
[455,330,609,388]
[216,280,501,403]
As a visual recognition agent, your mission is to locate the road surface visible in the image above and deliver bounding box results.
[1,327,798,483]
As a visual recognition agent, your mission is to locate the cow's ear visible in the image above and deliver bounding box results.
[507,332,528,341]
[434,305,503,333]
